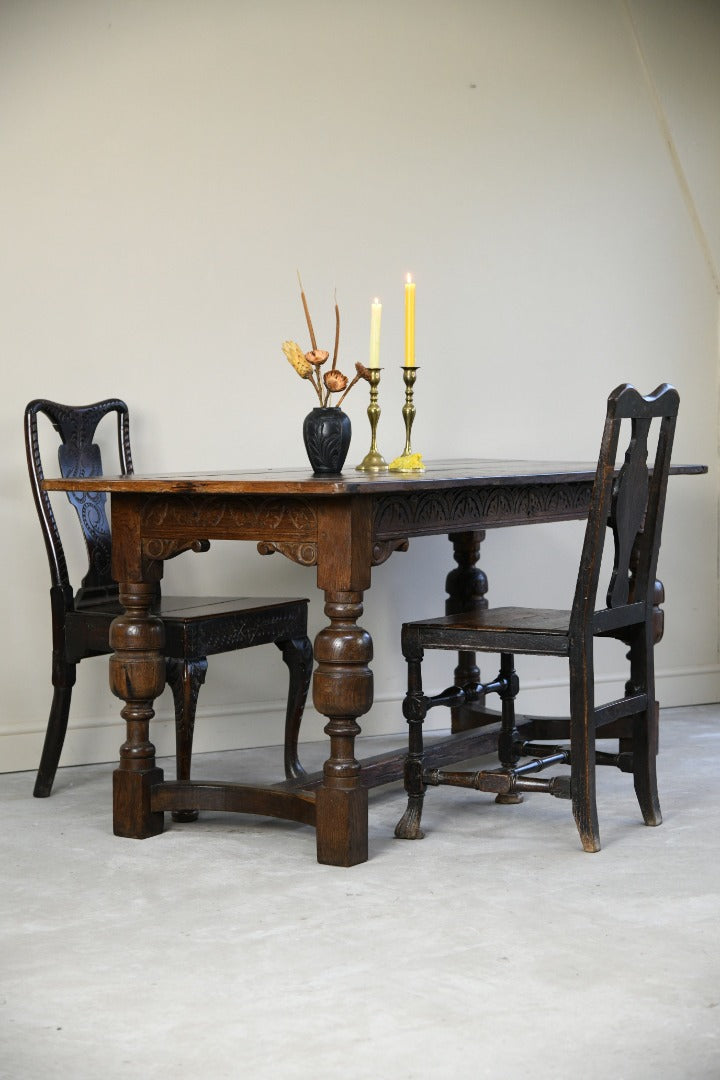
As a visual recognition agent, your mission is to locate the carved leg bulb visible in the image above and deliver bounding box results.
[313,591,372,866]
[110,583,166,839]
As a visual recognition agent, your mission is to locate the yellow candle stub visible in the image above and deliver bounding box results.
[388,451,424,472]
[404,273,415,366]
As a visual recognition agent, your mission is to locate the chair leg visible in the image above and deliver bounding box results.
[34,663,76,797]
[166,657,207,822]
[628,633,662,827]
[495,652,522,805]
[395,655,428,840]
[632,704,662,827]
[277,636,314,780]
[569,650,601,852]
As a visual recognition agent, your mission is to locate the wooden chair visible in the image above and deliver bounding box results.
[394,383,679,852]
[25,398,313,816]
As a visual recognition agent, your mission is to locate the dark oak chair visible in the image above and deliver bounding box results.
[394,383,679,852]
[25,398,313,816]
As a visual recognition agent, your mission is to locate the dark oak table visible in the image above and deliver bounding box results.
[44,459,705,865]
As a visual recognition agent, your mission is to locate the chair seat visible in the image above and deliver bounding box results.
[68,596,309,661]
[406,607,572,656]
[159,596,309,657]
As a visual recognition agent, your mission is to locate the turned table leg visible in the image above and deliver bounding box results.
[110,582,166,838]
[446,530,489,733]
[313,590,372,866]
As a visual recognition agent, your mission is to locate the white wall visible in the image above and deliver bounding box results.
[2,0,718,774]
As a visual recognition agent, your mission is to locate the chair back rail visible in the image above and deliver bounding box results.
[571,383,679,640]
[25,398,133,604]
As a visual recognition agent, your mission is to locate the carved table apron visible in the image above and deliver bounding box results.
[43,459,703,866]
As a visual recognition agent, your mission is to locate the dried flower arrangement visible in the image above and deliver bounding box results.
[282,274,371,408]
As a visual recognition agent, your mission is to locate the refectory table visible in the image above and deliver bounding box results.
[44,459,705,865]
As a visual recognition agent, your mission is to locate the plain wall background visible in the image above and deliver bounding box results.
[2,0,718,774]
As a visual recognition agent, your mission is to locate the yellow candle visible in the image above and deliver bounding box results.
[369,297,382,368]
[404,273,415,365]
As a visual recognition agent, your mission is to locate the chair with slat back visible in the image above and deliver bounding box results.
[25,398,313,818]
[394,383,679,852]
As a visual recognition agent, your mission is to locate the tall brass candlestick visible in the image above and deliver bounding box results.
[356,368,388,472]
[389,366,424,472]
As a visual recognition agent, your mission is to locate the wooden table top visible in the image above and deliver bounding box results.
[42,457,707,496]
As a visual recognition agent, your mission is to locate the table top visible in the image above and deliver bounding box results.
[42,457,707,496]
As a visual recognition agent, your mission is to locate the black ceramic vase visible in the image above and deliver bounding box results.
[303,407,352,475]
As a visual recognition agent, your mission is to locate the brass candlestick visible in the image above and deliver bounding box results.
[356,368,388,472]
[389,366,424,472]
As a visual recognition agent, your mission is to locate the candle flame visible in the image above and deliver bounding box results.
[406,273,413,284]
[373,297,380,304]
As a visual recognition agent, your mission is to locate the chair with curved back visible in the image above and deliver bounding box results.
[25,397,313,817]
[394,383,679,852]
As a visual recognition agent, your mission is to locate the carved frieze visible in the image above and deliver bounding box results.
[373,483,594,538]
[140,495,318,541]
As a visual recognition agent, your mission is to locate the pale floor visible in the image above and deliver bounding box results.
[2,705,719,1080]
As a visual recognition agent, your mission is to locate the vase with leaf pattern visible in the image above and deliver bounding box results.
[302,407,352,475]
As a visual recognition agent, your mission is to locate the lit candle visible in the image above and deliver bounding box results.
[404,273,415,366]
[369,297,382,368]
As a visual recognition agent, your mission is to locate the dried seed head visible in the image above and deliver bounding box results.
[305,349,330,367]
[355,362,372,382]
[282,340,313,379]
[324,369,348,393]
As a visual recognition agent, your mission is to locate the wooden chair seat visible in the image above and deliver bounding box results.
[25,398,313,815]
[404,608,573,657]
[69,595,308,658]
[395,383,680,853]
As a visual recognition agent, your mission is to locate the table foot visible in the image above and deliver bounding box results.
[113,766,164,838]
[394,793,426,840]
[316,786,369,866]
